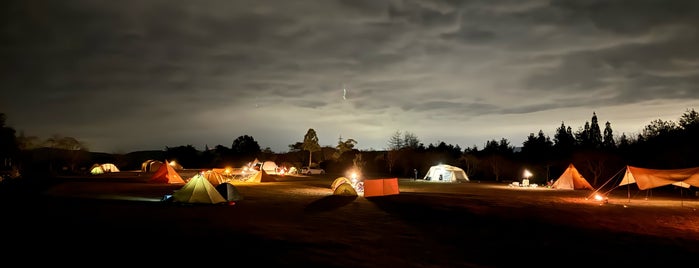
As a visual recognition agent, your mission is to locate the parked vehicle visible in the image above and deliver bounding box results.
[301,167,325,175]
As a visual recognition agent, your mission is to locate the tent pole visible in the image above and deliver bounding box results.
[626,166,630,203]
[681,188,684,207]
[627,184,630,203]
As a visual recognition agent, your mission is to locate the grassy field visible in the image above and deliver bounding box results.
[1,171,698,267]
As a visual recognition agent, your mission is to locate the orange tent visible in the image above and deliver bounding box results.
[148,161,185,184]
[201,170,225,186]
[363,178,400,197]
[552,164,594,190]
[247,169,276,183]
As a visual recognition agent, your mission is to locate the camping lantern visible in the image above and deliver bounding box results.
[523,169,532,187]
[594,194,608,204]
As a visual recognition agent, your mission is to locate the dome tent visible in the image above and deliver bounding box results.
[423,164,469,183]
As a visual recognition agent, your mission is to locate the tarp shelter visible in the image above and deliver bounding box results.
[331,177,351,191]
[90,163,120,174]
[172,173,227,204]
[423,164,469,182]
[363,178,400,197]
[618,165,699,190]
[333,183,358,196]
[552,164,594,190]
[215,182,243,202]
[149,161,185,184]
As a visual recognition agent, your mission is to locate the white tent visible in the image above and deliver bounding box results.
[260,161,279,174]
[249,158,280,174]
[423,164,469,183]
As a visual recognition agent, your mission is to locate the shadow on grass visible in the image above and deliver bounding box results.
[304,194,357,213]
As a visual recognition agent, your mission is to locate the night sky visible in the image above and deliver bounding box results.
[2,0,698,153]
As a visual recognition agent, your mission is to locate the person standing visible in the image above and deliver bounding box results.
[413,169,418,181]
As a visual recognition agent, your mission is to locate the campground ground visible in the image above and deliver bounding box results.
[1,172,699,267]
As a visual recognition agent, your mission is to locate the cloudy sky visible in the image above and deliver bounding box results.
[2,0,698,153]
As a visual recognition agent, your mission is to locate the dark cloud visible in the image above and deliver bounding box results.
[2,0,697,153]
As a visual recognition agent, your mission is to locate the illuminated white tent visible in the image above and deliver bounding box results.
[423,164,469,183]
[260,161,279,174]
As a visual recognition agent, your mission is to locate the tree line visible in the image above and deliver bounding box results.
[1,108,698,188]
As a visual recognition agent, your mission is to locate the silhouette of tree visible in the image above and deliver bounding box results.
[0,113,18,170]
[589,112,603,148]
[385,130,403,174]
[165,145,200,168]
[288,142,303,152]
[642,119,678,139]
[554,122,575,157]
[302,129,320,167]
[231,135,261,162]
[333,136,357,160]
[42,134,88,173]
[678,108,699,131]
[403,131,420,149]
[16,131,39,150]
[480,138,515,182]
[521,130,553,159]
[575,121,592,148]
[602,121,616,149]
[387,130,403,149]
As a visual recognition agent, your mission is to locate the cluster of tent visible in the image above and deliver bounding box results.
[549,163,699,202]
[170,172,243,204]
[143,158,287,204]
[144,162,243,205]
[145,157,299,205]
[140,157,699,204]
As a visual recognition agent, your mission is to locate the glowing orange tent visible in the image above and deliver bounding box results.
[148,161,185,184]
[552,164,594,190]
[201,170,225,186]
[363,178,400,197]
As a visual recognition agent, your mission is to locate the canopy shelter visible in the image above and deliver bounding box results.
[619,166,699,190]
